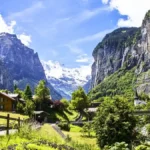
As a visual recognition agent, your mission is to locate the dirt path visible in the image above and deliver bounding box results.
[51,124,66,139]
[0,129,17,136]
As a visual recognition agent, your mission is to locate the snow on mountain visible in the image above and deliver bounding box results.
[41,60,91,100]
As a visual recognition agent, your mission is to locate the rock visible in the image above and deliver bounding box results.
[90,10,150,98]
[0,33,61,100]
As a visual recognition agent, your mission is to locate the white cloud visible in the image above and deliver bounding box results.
[102,0,150,27]
[76,54,93,63]
[0,15,16,34]
[65,44,83,55]
[8,1,44,21]
[66,28,114,60]
[0,14,32,46]
[72,28,114,44]
[75,7,110,24]
[17,33,32,46]
[102,0,109,4]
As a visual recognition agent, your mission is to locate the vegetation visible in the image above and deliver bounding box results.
[94,96,137,149]
[0,112,28,125]
[0,123,99,150]
[34,80,50,111]
[71,87,90,111]
[88,67,136,101]
[93,27,141,55]
[24,84,32,100]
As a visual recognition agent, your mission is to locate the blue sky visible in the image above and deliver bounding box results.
[0,0,150,68]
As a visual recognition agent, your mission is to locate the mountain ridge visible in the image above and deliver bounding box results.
[0,32,62,100]
[89,10,150,100]
[42,60,91,99]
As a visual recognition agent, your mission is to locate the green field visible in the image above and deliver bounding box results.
[63,125,99,150]
[0,123,99,150]
[0,111,28,125]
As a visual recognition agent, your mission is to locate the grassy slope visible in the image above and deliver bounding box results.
[0,111,28,125]
[63,125,99,150]
[0,123,99,150]
[88,67,136,101]
[0,124,63,149]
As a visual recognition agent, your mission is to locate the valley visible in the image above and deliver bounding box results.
[1,3,150,150]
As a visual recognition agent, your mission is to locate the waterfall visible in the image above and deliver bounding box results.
[121,48,129,67]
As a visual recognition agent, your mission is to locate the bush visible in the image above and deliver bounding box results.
[104,142,129,150]
[94,96,137,148]
[58,122,70,131]
[135,145,149,150]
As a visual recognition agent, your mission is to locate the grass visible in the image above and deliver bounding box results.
[0,123,100,150]
[63,125,99,150]
[0,123,64,149]
[55,109,79,122]
[64,109,79,121]
[0,111,28,125]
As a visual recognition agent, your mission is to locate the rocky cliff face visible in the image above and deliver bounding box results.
[0,33,62,100]
[90,10,150,99]
[91,27,141,88]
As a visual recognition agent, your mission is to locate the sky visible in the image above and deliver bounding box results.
[0,0,150,68]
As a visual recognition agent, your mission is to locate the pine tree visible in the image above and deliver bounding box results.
[24,84,32,100]
[34,80,50,110]
[14,84,18,92]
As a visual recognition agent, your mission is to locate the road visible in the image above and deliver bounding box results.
[0,129,17,136]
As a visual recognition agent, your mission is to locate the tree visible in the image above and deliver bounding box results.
[24,84,32,100]
[14,88,24,98]
[34,80,50,110]
[81,122,93,137]
[94,96,137,149]
[60,98,69,109]
[14,84,18,92]
[23,100,35,116]
[71,87,90,111]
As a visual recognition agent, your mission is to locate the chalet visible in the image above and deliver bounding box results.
[0,92,24,111]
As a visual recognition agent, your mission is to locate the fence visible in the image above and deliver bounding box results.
[0,114,22,135]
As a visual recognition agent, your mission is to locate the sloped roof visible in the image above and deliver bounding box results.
[87,107,98,112]
[0,92,15,101]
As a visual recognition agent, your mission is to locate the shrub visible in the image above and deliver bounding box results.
[58,122,70,131]
[135,145,149,150]
[104,142,129,150]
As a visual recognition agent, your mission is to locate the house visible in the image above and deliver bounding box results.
[0,92,25,111]
[32,111,50,123]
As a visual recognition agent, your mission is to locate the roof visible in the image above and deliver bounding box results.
[7,93,19,98]
[19,98,25,102]
[87,108,98,112]
[33,111,50,115]
[0,92,15,101]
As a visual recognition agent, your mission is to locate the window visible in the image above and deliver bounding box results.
[0,105,4,110]
[0,97,4,102]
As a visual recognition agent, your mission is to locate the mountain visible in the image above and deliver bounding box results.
[0,33,62,100]
[89,10,150,101]
[41,60,91,99]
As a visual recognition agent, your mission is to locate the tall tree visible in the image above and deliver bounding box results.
[24,84,32,100]
[71,87,90,111]
[14,84,18,92]
[94,96,137,149]
[34,80,50,110]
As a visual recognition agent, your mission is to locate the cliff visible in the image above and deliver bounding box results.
[89,10,150,100]
[0,33,62,100]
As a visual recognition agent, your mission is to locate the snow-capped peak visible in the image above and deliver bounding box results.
[41,60,91,99]
[41,60,91,85]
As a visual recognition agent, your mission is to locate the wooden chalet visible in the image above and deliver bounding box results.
[0,92,25,111]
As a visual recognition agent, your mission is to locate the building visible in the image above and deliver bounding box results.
[0,92,24,111]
